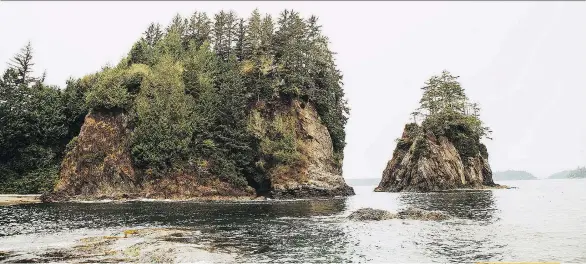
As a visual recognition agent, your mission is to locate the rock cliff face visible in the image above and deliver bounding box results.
[52,110,139,199]
[47,100,353,201]
[375,124,496,192]
[248,100,354,198]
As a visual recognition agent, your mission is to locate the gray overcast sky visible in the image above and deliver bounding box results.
[1,2,585,179]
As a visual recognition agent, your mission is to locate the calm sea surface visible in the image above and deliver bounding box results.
[1,179,585,263]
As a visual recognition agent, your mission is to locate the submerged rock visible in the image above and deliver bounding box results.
[348,208,397,221]
[375,123,498,192]
[397,208,451,221]
[348,207,451,221]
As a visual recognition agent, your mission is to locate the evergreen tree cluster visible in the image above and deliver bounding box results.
[0,9,348,193]
[0,43,88,193]
[408,71,491,160]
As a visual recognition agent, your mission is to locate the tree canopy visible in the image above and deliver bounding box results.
[0,9,349,193]
[0,42,85,193]
[407,71,491,160]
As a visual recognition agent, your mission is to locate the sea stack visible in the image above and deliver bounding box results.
[375,71,497,192]
[43,10,354,201]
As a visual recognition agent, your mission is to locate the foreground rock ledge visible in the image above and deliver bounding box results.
[1,228,236,263]
[348,207,451,221]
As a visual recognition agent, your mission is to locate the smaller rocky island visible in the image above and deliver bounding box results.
[493,170,538,181]
[375,71,499,192]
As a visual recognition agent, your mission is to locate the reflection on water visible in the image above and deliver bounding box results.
[396,191,502,262]
[397,191,503,262]
[398,190,498,222]
[1,180,586,263]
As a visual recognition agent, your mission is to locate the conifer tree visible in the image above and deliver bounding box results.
[8,42,36,86]
[186,12,212,49]
[144,23,163,47]
[234,18,246,61]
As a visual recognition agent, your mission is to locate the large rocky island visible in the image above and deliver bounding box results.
[29,10,354,201]
[375,71,498,192]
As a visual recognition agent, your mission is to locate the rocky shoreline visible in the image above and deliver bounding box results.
[0,194,41,206]
[0,228,237,263]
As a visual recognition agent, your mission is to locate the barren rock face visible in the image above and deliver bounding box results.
[52,110,138,200]
[261,101,354,198]
[375,124,496,192]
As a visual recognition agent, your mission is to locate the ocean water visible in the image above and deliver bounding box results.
[1,179,585,263]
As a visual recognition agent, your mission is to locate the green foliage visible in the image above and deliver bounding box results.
[259,113,302,165]
[183,41,216,98]
[85,67,130,110]
[422,109,483,159]
[0,43,82,193]
[410,71,492,161]
[418,70,467,115]
[130,57,193,175]
[62,78,90,143]
[0,165,59,194]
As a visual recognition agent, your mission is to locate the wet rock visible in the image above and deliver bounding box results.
[348,207,451,221]
[2,228,235,263]
[348,208,397,221]
[397,208,451,221]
